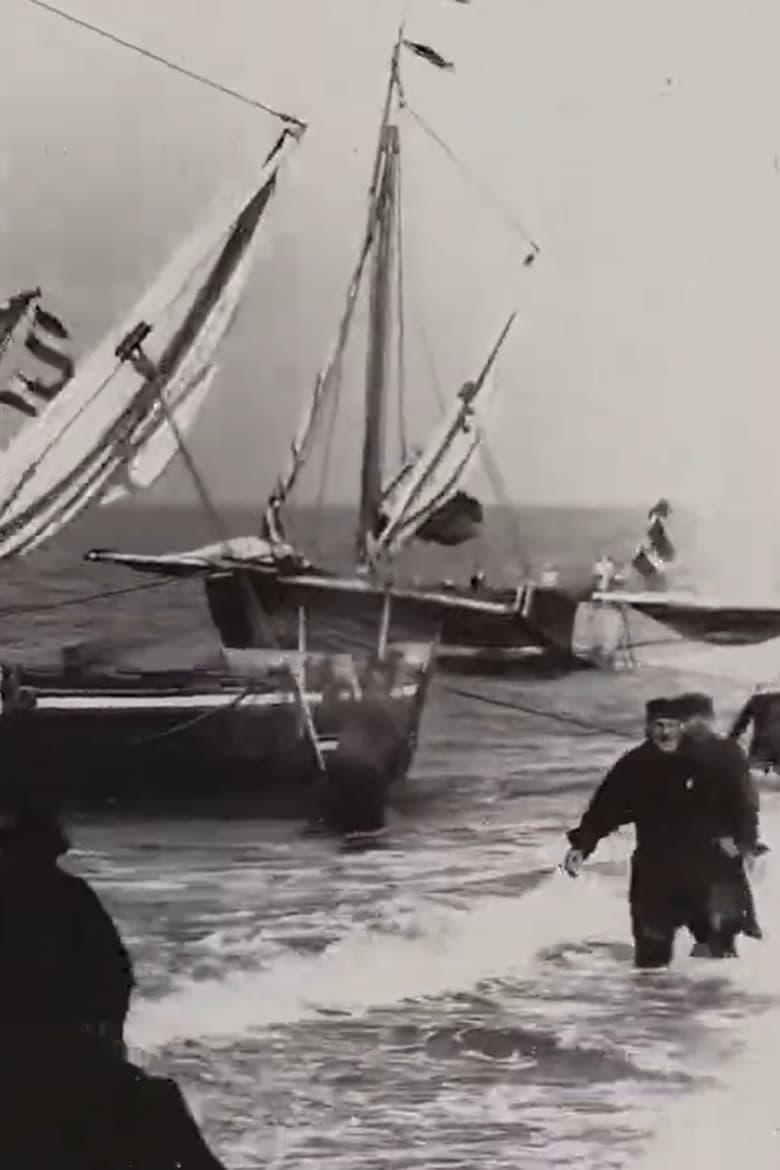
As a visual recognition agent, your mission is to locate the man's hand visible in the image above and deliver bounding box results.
[715,836,741,859]
[745,840,770,874]
[562,847,585,877]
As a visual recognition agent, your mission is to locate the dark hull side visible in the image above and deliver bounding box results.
[624,601,780,646]
[0,654,432,817]
[204,570,588,674]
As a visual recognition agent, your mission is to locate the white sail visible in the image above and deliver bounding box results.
[99,363,217,506]
[374,315,514,556]
[0,128,301,559]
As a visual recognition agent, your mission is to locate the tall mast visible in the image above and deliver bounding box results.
[357,38,402,565]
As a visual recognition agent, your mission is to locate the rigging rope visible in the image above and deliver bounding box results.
[0,575,178,620]
[145,383,326,769]
[400,96,540,260]
[442,681,636,739]
[128,682,257,748]
[24,0,305,127]
[401,216,528,568]
[311,361,347,557]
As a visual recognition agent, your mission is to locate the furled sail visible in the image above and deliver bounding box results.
[372,313,514,558]
[0,127,301,559]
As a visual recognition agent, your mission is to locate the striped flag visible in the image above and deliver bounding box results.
[632,498,675,583]
[0,288,40,359]
[0,300,75,419]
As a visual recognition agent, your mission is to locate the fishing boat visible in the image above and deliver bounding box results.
[0,115,433,813]
[86,30,592,677]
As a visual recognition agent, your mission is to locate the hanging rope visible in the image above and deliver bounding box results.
[442,670,759,739]
[443,681,636,739]
[24,0,306,128]
[400,96,540,261]
[311,361,347,558]
[127,682,256,748]
[0,575,179,620]
[144,383,326,769]
[402,222,528,569]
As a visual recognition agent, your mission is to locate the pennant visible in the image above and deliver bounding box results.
[402,40,454,71]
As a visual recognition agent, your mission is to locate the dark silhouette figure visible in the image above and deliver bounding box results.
[0,798,227,1169]
[676,691,764,948]
[0,802,134,1055]
[730,687,780,771]
[320,658,407,838]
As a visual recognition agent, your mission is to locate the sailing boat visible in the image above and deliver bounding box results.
[86,32,589,676]
[0,122,433,813]
[593,498,780,646]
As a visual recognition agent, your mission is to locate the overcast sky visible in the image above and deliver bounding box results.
[3,0,780,515]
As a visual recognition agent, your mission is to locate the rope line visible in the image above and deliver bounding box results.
[401,97,540,257]
[443,682,636,739]
[0,575,179,620]
[24,0,305,127]
[127,683,256,748]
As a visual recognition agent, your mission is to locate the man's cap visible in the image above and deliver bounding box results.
[645,697,678,720]
[673,692,715,719]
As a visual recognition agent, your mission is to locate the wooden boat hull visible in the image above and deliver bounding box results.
[0,643,433,816]
[204,569,589,676]
[595,591,780,646]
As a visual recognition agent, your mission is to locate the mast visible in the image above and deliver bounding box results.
[357,120,399,564]
[356,30,404,566]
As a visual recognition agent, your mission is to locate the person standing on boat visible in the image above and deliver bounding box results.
[562,696,763,966]
[591,554,616,593]
[675,691,765,948]
[0,797,228,1169]
[729,683,780,772]
[539,565,560,588]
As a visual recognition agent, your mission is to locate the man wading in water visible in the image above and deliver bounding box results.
[562,696,766,967]
[307,655,407,841]
[729,682,780,772]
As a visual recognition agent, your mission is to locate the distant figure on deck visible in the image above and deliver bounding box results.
[321,656,407,839]
[469,569,486,592]
[539,565,560,588]
[729,684,780,772]
[0,798,227,1169]
[562,695,765,968]
[592,554,616,593]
